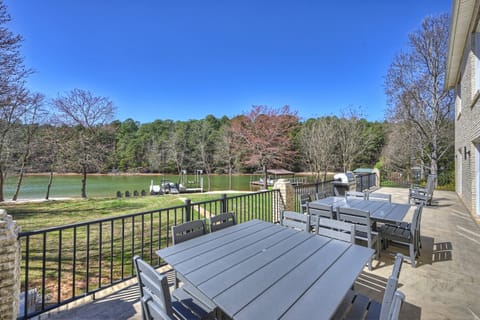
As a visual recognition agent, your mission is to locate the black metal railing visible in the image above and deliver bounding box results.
[293,180,336,211]
[355,173,377,192]
[17,189,282,319]
[293,173,378,211]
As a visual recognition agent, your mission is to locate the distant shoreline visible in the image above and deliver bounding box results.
[14,171,325,177]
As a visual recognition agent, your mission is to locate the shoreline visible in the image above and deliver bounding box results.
[13,171,326,177]
[2,190,249,204]
[2,197,75,204]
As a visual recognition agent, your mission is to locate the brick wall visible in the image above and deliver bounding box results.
[273,179,293,215]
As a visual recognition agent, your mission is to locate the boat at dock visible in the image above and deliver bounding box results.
[249,169,307,187]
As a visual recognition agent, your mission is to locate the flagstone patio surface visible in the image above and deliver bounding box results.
[37,187,480,320]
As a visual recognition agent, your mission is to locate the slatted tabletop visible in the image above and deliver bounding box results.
[156,219,374,320]
[314,197,411,223]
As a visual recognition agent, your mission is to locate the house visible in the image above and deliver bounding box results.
[445,0,480,218]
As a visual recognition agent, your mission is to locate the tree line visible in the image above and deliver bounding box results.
[0,0,454,201]
[2,99,387,198]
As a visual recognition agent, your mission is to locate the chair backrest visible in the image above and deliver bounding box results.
[172,220,206,245]
[379,276,400,320]
[315,191,328,200]
[391,253,404,280]
[299,193,312,212]
[368,192,392,203]
[133,255,174,320]
[379,254,405,320]
[345,191,366,199]
[307,202,334,219]
[316,218,356,243]
[209,212,236,232]
[281,210,310,232]
[336,207,372,241]
[410,204,424,248]
[387,291,406,320]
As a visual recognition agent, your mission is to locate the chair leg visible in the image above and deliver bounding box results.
[140,297,150,320]
[174,271,179,288]
[409,244,416,268]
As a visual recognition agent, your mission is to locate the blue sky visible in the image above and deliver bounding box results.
[5,0,451,123]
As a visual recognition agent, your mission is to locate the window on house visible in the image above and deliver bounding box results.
[475,33,480,94]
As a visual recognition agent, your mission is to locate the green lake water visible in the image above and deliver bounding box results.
[3,174,259,200]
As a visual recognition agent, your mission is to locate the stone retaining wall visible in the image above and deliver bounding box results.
[0,209,20,320]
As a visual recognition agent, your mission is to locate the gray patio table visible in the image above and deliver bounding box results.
[313,196,412,223]
[156,219,374,320]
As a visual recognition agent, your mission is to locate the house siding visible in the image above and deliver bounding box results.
[455,29,480,216]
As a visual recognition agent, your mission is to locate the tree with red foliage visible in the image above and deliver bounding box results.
[230,105,299,189]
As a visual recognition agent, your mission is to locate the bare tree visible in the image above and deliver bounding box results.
[52,89,116,198]
[191,118,218,191]
[0,1,32,201]
[215,123,237,190]
[39,124,65,199]
[166,122,188,176]
[230,105,299,189]
[333,107,375,172]
[299,117,337,181]
[385,14,454,177]
[382,121,421,180]
[12,93,46,200]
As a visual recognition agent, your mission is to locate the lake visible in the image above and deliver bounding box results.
[3,174,261,200]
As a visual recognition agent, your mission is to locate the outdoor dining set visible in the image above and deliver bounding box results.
[132,180,432,320]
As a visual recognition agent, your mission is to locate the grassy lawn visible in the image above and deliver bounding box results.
[2,193,235,232]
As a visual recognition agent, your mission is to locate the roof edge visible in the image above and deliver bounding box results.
[445,0,479,89]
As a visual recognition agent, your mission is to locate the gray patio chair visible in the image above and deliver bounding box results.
[409,174,435,194]
[381,205,424,268]
[337,206,380,271]
[316,218,356,243]
[209,212,236,232]
[307,202,334,231]
[281,210,310,232]
[299,193,312,213]
[307,202,334,219]
[315,191,328,200]
[133,255,215,320]
[333,254,405,320]
[368,192,392,203]
[172,220,207,245]
[389,202,424,250]
[409,175,435,205]
[171,220,207,287]
[345,191,367,199]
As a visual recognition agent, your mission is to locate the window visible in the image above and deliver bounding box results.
[456,81,462,118]
[475,33,480,93]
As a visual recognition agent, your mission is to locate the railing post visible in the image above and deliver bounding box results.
[0,210,21,319]
[221,194,228,213]
[184,199,191,222]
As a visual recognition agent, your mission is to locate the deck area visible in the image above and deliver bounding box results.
[37,187,480,320]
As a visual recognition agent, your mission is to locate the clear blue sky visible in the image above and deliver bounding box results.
[5,0,451,123]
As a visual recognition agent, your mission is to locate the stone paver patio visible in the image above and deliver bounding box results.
[37,187,480,320]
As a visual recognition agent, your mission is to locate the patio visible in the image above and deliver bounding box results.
[40,187,480,320]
